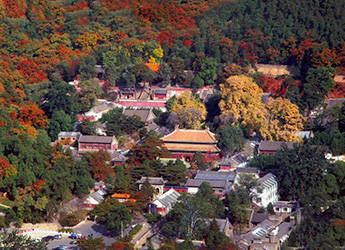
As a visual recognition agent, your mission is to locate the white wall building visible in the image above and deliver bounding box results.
[251,173,279,208]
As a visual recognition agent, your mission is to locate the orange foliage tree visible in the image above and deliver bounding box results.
[17,102,49,129]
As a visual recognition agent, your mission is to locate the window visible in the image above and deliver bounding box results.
[99,144,105,149]
[87,144,92,149]
[81,144,86,149]
[107,145,111,150]
[283,208,288,212]
[256,198,262,202]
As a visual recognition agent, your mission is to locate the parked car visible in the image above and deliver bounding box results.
[42,235,54,242]
[53,234,62,239]
[32,237,42,243]
[54,245,67,250]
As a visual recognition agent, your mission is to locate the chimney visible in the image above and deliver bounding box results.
[269,231,276,243]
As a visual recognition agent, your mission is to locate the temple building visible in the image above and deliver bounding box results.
[162,127,220,162]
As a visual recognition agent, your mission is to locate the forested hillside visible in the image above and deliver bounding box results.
[0,0,345,234]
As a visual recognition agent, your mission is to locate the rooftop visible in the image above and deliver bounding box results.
[79,135,115,144]
[195,170,235,182]
[123,109,156,122]
[155,188,181,207]
[111,193,130,199]
[162,127,218,143]
[136,177,167,185]
[86,102,116,114]
[58,131,81,138]
[334,75,345,84]
[251,212,270,224]
[326,98,345,110]
[258,141,296,152]
[236,168,260,174]
[164,143,220,153]
[154,89,168,95]
[89,190,106,203]
[258,173,278,189]
[205,218,234,232]
[255,64,300,77]
[185,179,228,189]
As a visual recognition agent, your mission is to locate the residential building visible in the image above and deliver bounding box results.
[136,177,167,195]
[78,135,118,155]
[232,168,261,187]
[238,216,295,250]
[218,153,248,171]
[164,186,188,193]
[273,201,298,214]
[58,132,81,144]
[251,173,279,208]
[149,188,181,215]
[110,151,128,166]
[120,88,135,99]
[152,89,168,100]
[78,101,117,121]
[83,189,107,209]
[185,179,231,197]
[162,127,220,162]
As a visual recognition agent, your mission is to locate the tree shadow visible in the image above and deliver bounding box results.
[91,224,118,237]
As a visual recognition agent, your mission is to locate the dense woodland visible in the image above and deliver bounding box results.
[1,0,345,249]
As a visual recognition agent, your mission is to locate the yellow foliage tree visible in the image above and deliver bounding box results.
[219,75,268,136]
[265,97,305,142]
[170,91,207,129]
[74,32,106,51]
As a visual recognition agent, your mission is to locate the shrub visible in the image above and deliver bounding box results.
[58,228,74,233]
[128,225,143,239]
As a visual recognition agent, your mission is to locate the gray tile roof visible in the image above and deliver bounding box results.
[251,212,269,224]
[236,168,260,174]
[123,109,155,122]
[154,89,168,95]
[195,170,235,182]
[205,218,233,232]
[156,189,180,207]
[275,222,294,240]
[136,177,167,185]
[79,135,114,144]
[258,173,277,189]
[90,191,105,203]
[186,179,228,189]
[58,131,81,138]
[258,141,295,152]
[110,151,128,162]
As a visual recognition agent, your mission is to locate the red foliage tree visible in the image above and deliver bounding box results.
[156,30,174,46]
[17,60,48,84]
[259,76,285,97]
[89,150,115,182]
[183,40,192,47]
[3,0,27,18]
